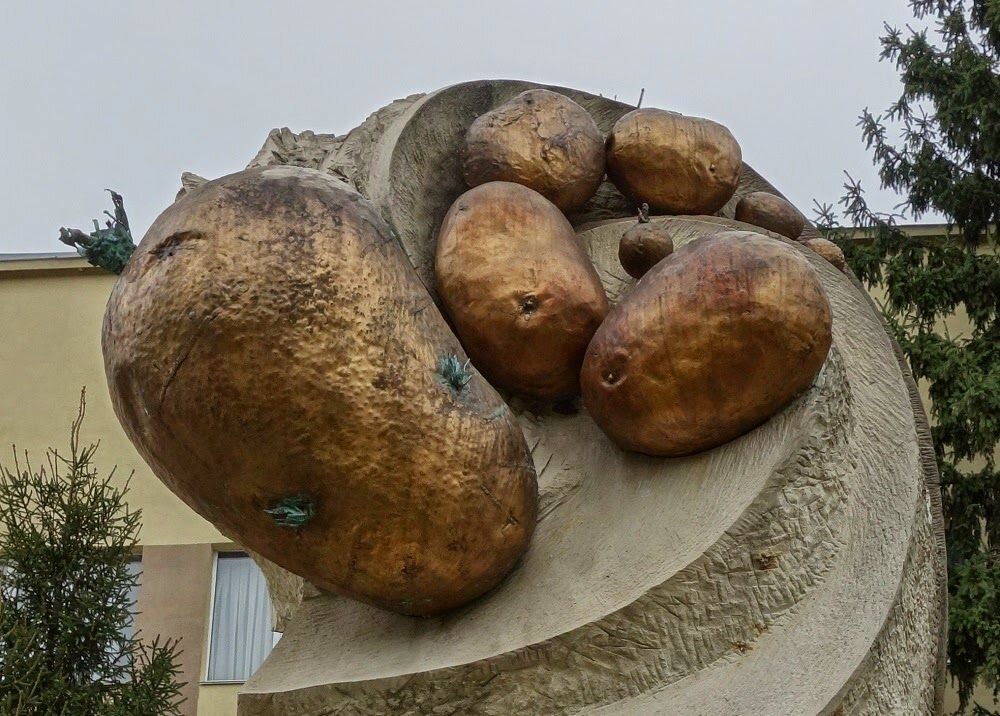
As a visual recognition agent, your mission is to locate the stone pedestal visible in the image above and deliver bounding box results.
[220,81,945,716]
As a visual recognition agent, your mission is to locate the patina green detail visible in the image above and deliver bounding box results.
[264,494,315,528]
[58,190,136,274]
[438,355,472,395]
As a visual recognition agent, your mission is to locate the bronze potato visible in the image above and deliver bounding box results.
[803,237,848,271]
[463,89,605,214]
[102,166,538,616]
[735,191,806,239]
[606,108,742,215]
[436,181,609,401]
[618,204,675,279]
[582,230,833,456]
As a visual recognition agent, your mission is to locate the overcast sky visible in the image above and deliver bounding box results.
[1,1,925,254]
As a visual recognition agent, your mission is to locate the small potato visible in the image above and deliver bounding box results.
[618,204,675,279]
[735,191,805,239]
[803,237,847,272]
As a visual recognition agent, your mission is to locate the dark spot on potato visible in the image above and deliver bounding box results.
[602,350,629,387]
[401,555,422,578]
[150,231,202,260]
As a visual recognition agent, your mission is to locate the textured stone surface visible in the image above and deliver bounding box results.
[223,80,945,715]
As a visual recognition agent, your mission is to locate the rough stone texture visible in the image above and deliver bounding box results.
[221,81,945,715]
[248,550,320,634]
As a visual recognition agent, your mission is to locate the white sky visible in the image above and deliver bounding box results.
[1,1,924,254]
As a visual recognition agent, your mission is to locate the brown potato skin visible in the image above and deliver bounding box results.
[735,191,805,239]
[436,181,609,401]
[582,230,832,456]
[102,167,537,616]
[803,237,847,271]
[619,221,674,279]
[606,109,742,215]
[463,89,605,214]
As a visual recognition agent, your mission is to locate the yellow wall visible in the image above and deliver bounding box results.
[1,257,234,714]
[197,685,240,716]
[0,259,225,546]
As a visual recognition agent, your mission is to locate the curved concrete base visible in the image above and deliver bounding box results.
[229,81,946,715]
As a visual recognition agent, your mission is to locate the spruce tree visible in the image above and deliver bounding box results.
[816,1,1000,711]
[0,391,184,714]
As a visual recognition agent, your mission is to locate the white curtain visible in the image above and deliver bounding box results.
[206,553,274,682]
[124,557,142,640]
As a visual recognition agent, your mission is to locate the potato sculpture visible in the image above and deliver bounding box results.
[735,191,805,239]
[436,181,609,400]
[103,167,538,616]
[606,108,742,215]
[462,89,605,214]
[582,230,832,456]
[803,237,847,271]
[618,203,675,279]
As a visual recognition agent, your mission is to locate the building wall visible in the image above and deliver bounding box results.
[0,257,240,715]
[0,260,225,546]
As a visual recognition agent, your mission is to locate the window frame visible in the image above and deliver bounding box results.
[202,550,277,685]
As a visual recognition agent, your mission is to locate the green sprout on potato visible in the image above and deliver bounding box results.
[438,354,473,395]
[264,494,315,528]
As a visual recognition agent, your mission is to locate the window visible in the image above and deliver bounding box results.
[205,552,276,682]
[123,556,142,640]
[111,555,143,679]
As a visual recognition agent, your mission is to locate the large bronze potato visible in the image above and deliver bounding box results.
[606,108,742,215]
[102,166,538,616]
[436,181,609,400]
[462,89,605,213]
[582,230,832,456]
